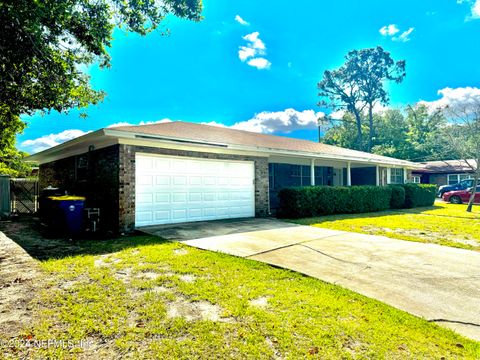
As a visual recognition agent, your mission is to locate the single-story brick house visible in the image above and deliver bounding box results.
[412,159,477,186]
[28,121,417,233]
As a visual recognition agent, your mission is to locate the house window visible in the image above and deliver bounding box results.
[411,175,421,184]
[447,173,473,185]
[389,168,404,184]
[75,155,88,181]
[290,165,301,177]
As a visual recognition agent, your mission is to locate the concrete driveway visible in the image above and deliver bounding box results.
[142,218,480,341]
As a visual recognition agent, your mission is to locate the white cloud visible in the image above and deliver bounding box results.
[380,24,414,42]
[419,87,480,112]
[460,0,480,20]
[234,15,249,26]
[379,24,400,36]
[238,46,256,61]
[204,109,325,134]
[242,32,265,51]
[107,119,173,128]
[246,57,271,70]
[21,129,91,153]
[238,31,271,70]
[393,27,414,42]
[107,122,134,128]
[471,0,480,18]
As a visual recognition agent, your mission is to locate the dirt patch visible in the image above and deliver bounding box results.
[173,248,188,255]
[179,274,196,283]
[94,255,121,268]
[0,228,41,337]
[249,296,270,308]
[114,268,133,283]
[166,296,233,322]
[136,271,161,280]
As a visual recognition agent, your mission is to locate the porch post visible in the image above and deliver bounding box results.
[376,165,380,186]
[347,162,351,186]
[310,159,315,186]
[403,167,408,184]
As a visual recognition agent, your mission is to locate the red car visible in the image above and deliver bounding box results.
[442,186,480,204]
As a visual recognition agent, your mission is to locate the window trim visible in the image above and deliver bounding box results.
[447,173,474,185]
[388,168,404,184]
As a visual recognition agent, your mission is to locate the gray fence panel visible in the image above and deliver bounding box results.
[0,176,11,216]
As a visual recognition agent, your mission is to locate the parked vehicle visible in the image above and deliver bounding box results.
[437,178,474,197]
[442,186,480,204]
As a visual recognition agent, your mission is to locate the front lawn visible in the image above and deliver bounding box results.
[1,234,479,359]
[291,201,480,251]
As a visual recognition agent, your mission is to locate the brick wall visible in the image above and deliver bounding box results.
[39,145,120,234]
[118,145,270,232]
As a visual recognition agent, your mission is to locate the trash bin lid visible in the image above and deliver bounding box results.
[48,195,86,201]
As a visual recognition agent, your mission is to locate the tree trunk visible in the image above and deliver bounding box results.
[466,163,480,212]
[352,109,363,151]
[368,104,374,152]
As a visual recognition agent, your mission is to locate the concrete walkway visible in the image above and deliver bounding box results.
[144,218,480,341]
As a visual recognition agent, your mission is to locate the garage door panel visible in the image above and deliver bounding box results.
[135,154,255,226]
[154,210,171,222]
[154,159,170,171]
[155,193,170,203]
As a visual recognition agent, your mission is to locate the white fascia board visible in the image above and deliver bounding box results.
[25,130,109,163]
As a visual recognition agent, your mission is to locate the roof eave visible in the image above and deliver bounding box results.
[108,129,418,168]
[25,129,106,163]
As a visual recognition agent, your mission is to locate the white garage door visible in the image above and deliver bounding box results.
[135,154,255,226]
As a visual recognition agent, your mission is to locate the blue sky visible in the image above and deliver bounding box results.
[19,0,480,153]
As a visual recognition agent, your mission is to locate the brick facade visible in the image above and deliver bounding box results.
[40,144,270,234]
[117,145,270,233]
[39,145,121,234]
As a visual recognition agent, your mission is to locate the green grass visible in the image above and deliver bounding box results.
[291,201,480,251]
[2,235,479,359]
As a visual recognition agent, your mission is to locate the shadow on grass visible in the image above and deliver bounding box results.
[0,216,166,261]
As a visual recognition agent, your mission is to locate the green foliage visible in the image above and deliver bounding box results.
[1,0,203,119]
[278,186,393,218]
[0,0,202,173]
[323,105,454,161]
[388,185,406,209]
[318,46,405,151]
[0,106,33,176]
[402,184,437,208]
[278,184,437,218]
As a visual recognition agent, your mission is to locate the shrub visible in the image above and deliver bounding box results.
[388,185,406,209]
[402,184,436,208]
[277,185,392,219]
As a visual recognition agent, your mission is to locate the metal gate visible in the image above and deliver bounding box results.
[10,179,39,214]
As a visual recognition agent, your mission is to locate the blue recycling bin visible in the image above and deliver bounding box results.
[48,196,85,237]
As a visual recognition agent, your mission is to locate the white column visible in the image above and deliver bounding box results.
[376,165,380,186]
[404,167,408,184]
[310,159,315,186]
[347,162,351,186]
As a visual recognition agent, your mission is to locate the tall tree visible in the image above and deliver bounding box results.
[318,46,405,151]
[405,104,454,161]
[0,0,202,174]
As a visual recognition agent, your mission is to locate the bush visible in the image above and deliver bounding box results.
[278,185,392,219]
[388,185,406,209]
[402,183,436,208]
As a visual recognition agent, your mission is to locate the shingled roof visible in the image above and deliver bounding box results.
[414,159,478,173]
[112,121,415,166]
